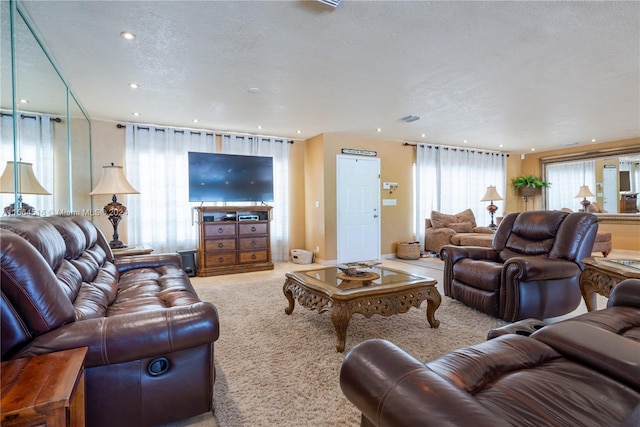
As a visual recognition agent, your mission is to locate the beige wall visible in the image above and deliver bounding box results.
[87,120,639,254]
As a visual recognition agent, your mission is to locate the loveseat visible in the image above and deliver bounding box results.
[340,279,640,427]
[0,215,220,427]
[424,209,494,254]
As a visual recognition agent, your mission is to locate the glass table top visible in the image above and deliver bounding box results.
[294,266,432,290]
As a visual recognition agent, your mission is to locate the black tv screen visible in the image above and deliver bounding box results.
[188,152,274,202]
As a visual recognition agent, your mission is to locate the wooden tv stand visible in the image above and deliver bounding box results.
[196,206,274,276]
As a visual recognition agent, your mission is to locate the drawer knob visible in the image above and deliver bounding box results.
[251,240,256,246]
[217,228,224,234]
[251,226,256,232]
[251,254,257,260]
[218,242,224,248]
[218,257,224,263]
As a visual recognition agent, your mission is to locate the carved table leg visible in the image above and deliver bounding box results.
[425,288,442,328]
[283,279,295,315]
[330,302,351,353]
[579,268,598,312]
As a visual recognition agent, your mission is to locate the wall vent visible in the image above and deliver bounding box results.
[401,115,421,123]
[317,0,342,8]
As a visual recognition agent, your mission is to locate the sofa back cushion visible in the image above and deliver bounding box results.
[495,211,597,263]
[1,228,75,359]
[430,209,477,230]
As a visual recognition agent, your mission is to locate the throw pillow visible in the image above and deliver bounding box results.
[430,210,456,229]
[454,209,477,228]
[449,222,473,233]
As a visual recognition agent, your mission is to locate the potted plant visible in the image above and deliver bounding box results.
[512,174,551,198]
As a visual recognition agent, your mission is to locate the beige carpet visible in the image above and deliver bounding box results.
[169,263,509,427]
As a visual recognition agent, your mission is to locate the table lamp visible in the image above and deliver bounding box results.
[90,163,139,248]
[575,185,595,212]
[0,161,51,215]
[481,185,503,229]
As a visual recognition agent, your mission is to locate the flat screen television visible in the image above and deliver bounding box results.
[188,152,274,202]
[619,171,631,192]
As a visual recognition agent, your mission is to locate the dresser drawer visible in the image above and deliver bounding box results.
[238,223,267,236]
[204,238,236,252]
[238,250,268,264]
[204,223,236,237]
[204,252,236,267]
[238,236,268,251]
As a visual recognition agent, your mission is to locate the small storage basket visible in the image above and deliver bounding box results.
[397,241,420,260]
[291,249,313,264]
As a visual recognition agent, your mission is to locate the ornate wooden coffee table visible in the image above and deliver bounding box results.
[283,266,440,352]
[580,257,640,311]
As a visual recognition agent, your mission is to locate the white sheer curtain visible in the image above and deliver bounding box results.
[0,113,54,214]
[125,124,216,253]
[221,134,291,262]
[415,144,506,245]
[546,160,595,211]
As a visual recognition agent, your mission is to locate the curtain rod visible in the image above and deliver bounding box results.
[404,142,508,156]
[0,111,62,122]
[116,123,295,143]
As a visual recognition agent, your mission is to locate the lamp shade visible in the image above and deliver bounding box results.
[90,164,139,195]
[0,161,51,195]
[575,185,595,198]
[480,185,503,202]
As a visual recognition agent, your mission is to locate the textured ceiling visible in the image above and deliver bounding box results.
[18,0,640,153]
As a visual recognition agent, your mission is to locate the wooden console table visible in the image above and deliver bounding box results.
[579,257,640,311]
[1,347,87,427]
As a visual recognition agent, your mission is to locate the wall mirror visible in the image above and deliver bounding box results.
[541,146,640,221]
[1,0,92,216]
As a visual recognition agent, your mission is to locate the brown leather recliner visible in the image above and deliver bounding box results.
[1,215,219,427]
[440,210,598,321]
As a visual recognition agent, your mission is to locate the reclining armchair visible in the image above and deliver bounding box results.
[440,211,598,321]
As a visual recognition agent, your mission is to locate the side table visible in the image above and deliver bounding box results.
[579,257,640,311]
[1,347,88,427]
[112,244,153,258]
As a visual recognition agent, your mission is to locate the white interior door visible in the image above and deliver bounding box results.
[603,166,618,213]
[336,155,380,264]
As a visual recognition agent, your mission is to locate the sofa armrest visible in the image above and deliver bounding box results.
[340,339,509,427]
[473,226,495,234]
[608,279,640,309]
[503,257,581,281]
[440,244,498,264]
[424,227,456,253]
[532,321,640,390]
[115,253,182,272]
[14,301,219,367]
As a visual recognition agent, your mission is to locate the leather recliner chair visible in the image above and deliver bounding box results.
[440,210,598,321]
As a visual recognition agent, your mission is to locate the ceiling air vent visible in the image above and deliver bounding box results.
[317,0,342,7]
[401,115,421,123]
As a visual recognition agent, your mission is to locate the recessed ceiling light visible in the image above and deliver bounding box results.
[132,112,140,117]
[296,130,302,134]
[257,125,262,130]
[591,138,597,142]
[19,98,28,104]
[128,82,139,89]
[193,119,199,123]
[499,144,503,148]
[120,31,136,40]
[247,87,261,94]
[421,134,426,138]
[530,148,536,151]
[376,128,382,132]
[463,139,468,143]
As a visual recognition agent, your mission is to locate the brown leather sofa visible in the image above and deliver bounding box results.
[340,279,640,427]
[0,215,219,427]
[440,210,598,321]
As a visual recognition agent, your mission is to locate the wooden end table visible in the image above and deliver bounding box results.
[579,257,640,311]
[283,266,440,352]
[1,347,88,427]
[112,244,153,258]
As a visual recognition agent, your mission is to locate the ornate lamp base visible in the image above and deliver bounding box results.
[104,194,128,249]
